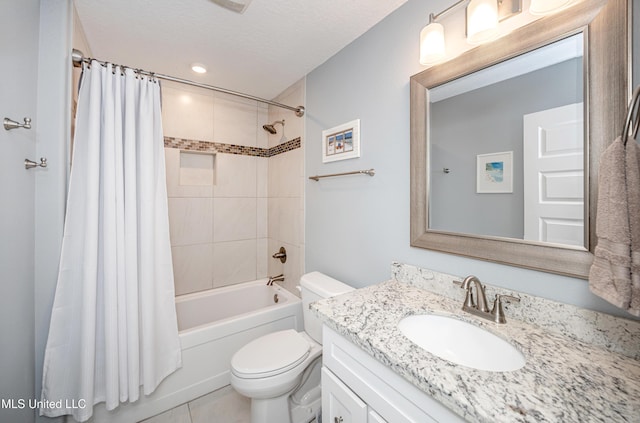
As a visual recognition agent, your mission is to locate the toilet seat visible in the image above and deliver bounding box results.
[231,329,310,379]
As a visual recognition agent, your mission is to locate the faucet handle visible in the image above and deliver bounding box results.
[272,246,287,263]
[453,280,476,309]
[491,294,520,324]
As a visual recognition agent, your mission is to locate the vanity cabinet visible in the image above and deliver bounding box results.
[321,367,369,423]
[321,366,390,423]
[321,326,466,423]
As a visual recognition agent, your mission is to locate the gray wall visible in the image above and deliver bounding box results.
[0,1,39,421]
[430,58,583,238]
[0,2,71,422]
[305,0,637,317]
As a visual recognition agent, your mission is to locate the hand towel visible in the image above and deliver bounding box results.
[589,136,640,316]
[626,138,640,315]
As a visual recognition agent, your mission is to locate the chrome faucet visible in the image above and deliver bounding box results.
[267,274,284,286]
[460,275,489,313]
[454,275,520,324]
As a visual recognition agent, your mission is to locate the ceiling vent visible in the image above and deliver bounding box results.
[209,0,253,14]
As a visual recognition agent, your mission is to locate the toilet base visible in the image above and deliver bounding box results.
[248,392,321,423]
[250,394,291,423]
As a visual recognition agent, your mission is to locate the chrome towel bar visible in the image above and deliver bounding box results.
[309,169,375,181]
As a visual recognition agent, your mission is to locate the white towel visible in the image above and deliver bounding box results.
[589,136,640,316]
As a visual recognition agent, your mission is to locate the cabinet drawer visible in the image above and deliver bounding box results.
[322,367,367,423]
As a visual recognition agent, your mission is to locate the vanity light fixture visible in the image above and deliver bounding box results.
[466,0,500,45]
[420,15,446,65]
[190,63,207,74]
[420,0,521,65]
[419,0,468,66]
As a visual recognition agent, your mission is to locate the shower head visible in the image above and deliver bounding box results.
[262,124,277,134]
[262,120,285,135]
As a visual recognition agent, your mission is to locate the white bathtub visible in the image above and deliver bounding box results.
[92,279,303,422]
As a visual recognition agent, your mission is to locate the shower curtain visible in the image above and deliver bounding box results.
[40,61,182,422]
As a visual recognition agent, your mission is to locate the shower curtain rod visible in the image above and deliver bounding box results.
[71,49,305,117]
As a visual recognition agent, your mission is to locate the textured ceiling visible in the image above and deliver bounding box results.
[74,0,408,100]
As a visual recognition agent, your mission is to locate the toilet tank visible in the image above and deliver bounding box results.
[300,271,354,344]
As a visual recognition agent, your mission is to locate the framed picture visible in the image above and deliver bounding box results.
[322,119,360,163]
[476,151,513,193]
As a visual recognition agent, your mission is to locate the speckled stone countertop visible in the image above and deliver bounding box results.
[311,279,640,422]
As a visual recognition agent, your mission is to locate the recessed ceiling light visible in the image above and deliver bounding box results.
[191,63,207,74]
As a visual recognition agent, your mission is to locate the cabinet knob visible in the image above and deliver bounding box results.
[334,417,344,423]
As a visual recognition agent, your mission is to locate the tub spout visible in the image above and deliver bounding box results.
[267,274,284,286]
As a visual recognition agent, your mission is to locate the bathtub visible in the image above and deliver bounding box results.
[92,279,303,422]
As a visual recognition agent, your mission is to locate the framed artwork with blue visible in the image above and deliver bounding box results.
[476,151,513,193]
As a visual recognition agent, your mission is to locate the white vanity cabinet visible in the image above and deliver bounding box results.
[321,367,370,423]
[321,326,466,423]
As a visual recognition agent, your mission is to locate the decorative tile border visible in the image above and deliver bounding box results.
[164,136,301,158]
[269,138,301,156]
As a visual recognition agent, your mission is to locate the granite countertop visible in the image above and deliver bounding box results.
[311,279,640,423]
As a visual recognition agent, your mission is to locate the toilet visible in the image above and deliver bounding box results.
[230,271,353,423]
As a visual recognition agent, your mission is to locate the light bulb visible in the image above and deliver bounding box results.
[466,0,499,45]
[420,22,446,65]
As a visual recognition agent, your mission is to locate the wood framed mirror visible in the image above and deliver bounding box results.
[410,0,630,278]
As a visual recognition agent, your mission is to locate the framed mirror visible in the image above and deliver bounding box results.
[410,0,629,279]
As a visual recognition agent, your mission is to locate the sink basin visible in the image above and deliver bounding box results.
[398,314,525,372]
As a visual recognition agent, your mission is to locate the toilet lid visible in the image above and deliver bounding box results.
[231,329,310,379]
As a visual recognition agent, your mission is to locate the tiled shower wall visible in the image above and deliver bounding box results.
[266,81,305,295]
[162,79,305,296]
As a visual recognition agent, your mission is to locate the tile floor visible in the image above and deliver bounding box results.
[140,386,251,423]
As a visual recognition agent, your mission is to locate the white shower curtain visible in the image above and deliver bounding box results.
[40,61,182,422]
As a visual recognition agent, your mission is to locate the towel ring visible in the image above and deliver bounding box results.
[622,85,640,145]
